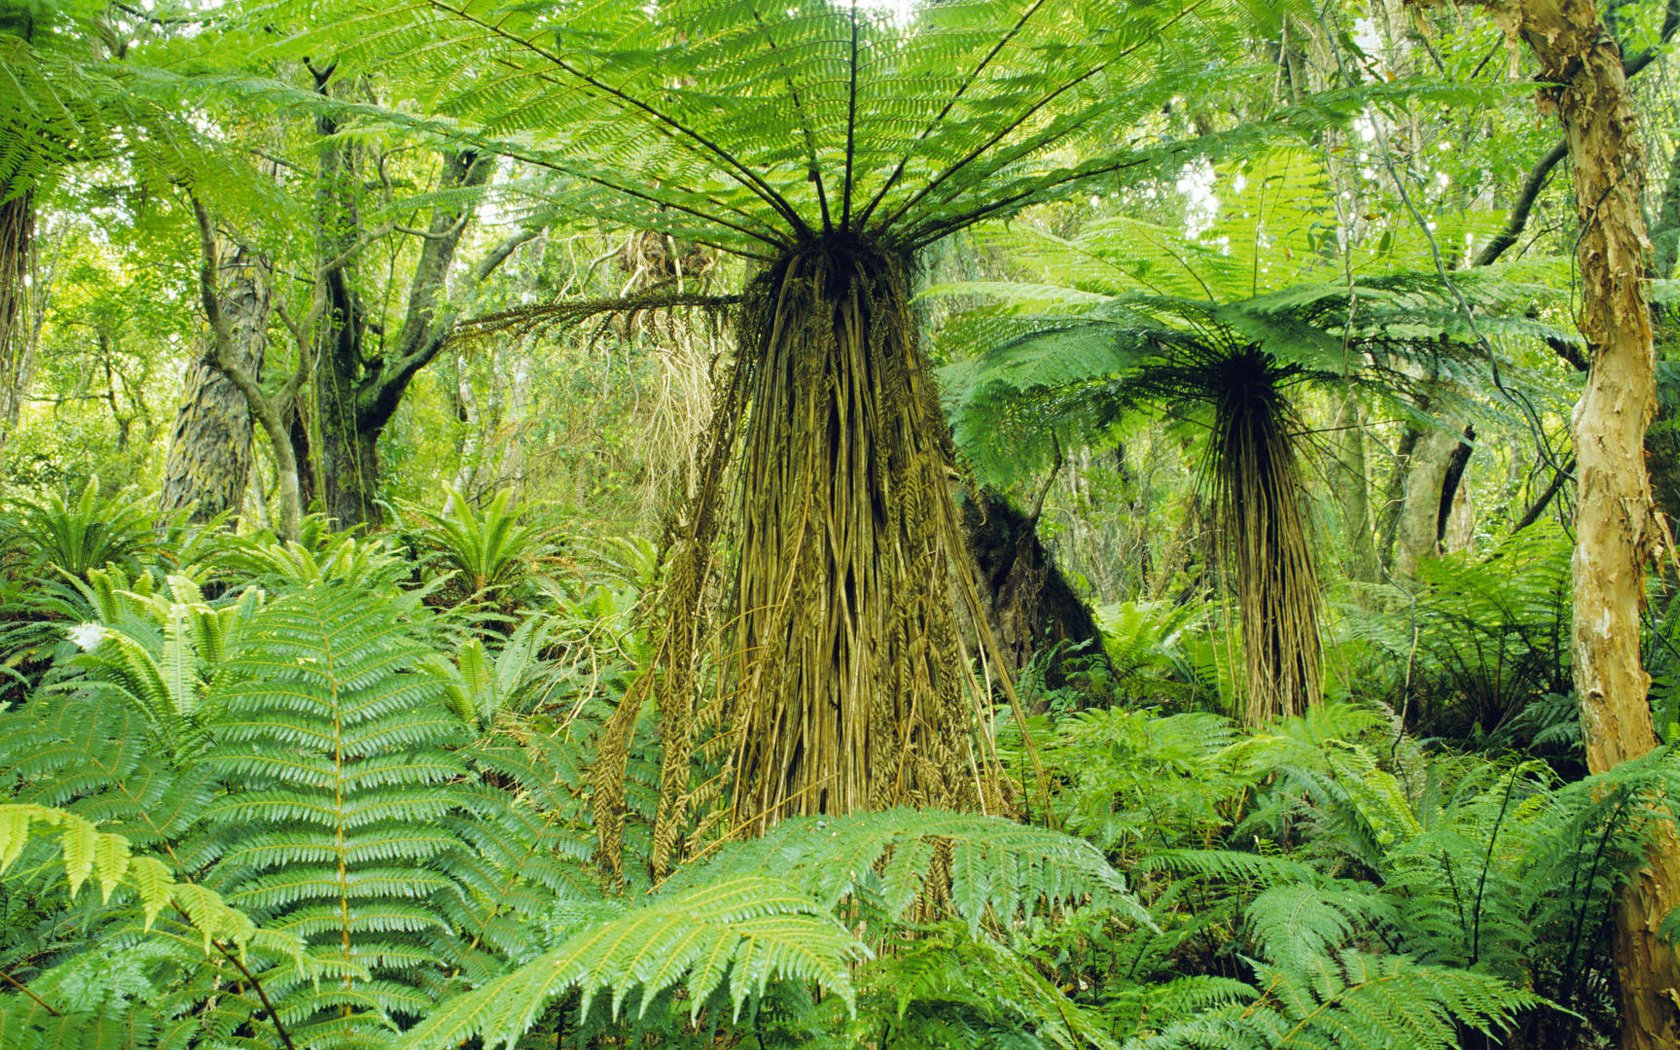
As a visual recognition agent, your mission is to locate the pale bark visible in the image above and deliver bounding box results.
[1393,422,1460,577]
[1424,1,1680,1045]
[1331,389,1380,581]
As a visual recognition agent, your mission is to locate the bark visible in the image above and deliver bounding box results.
[159,243,270,524]
[191,199,303,542]
[1436,1,1680,1045]
[1393,421,1460,577]
[0,192,32,454]
[962,490,1107,694]
[311,109,504,527]
[1331,388,1380,582]
[1435,424,1475,546]
[1646,139,1680,533]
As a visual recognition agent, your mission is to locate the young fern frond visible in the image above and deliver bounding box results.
[0,803,297,958]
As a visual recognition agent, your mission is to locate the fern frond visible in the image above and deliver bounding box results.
[405,875,867,1050]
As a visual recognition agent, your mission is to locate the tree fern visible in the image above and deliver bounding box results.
[1128,949,1539,1050]
[218,0,1366,877]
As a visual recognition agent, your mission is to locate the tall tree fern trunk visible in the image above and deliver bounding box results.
[596,239,1006,877]
[728,243,994,824]
[1208,349,1321,725]
[0,190,32,454]
[1438,0,1680,1044]
[160,245,270,524]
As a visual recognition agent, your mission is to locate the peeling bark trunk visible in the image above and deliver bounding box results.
[1440,1,1680,1045]
[160,245,270,524]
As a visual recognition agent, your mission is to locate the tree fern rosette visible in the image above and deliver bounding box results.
[277,0,1255,875]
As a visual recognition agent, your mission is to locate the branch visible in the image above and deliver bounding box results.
[0,966,60,1016]
[1471,0,1677,267]
[1473,140,1567,267]
[472,227,540,284]
[1512,455,1575,533]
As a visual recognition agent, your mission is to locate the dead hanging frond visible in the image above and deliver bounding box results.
[594,237,1011,880]
[1201,346,1322,725]
[453,291,743,344]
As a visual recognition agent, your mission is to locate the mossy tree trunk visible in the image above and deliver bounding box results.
[0,191,31,454]
[160,244,270,524]
[309,92,507,527]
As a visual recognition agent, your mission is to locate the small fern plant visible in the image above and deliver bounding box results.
[398,485,558,612]
[50,573,260,762]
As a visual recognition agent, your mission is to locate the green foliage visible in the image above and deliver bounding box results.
[433,615,562,727]
[399,485,558,611]
[1129,949,1538,1050]
[210,514,415,591]
[52,573,259,761]
[271,0,1266,257]
[1342,524,1575,750]
[668,808,1146,939]
[407,875,867,1049]
[193,581,476,1047]
[0,802,268,948]
[2,479,158,580]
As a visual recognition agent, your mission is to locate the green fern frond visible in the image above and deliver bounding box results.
[665,808,1148,937]
[405,875,867,1050]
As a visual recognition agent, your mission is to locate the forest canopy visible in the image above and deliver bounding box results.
[4,0,1680,1047]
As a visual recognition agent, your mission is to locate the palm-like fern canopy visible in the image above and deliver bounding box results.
[297,0,1245,255]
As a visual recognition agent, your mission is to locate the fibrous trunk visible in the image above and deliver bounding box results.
[0,191,32,450]
[1208,349,1321,724]
[595,238,1005,876]
[160,245,270,524]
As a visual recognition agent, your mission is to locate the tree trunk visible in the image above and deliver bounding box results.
[962,490,1106,694]
[1646,138,1680,535]
[592,239,1009,879]
[189,199,304,543]
[160,245,270,524]
[1331,388,1380,582]
[1454,1,1680,1045]
[310,133,496,529]
[0,191,32,455]
[1393,422,1460,578]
